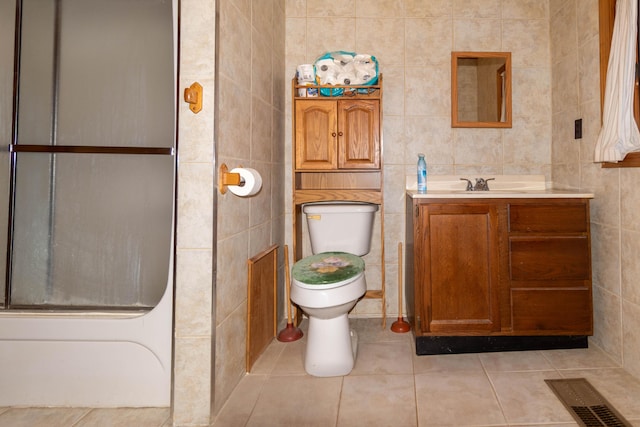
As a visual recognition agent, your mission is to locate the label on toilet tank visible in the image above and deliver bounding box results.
[292,252,364,285]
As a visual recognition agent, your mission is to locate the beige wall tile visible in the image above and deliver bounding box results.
[620,168,640,232]
[549,0,570,17]
[286,0,306,17]
[252,33,274,106]
[405,65,449,116]
[214,306,248,414]
[581,164,619,227]
[307,0,354,17]
[172,337,213,426]
[453,19,502,51]
[286,18,307,58]
[356,18,405,66]
[551,54,579,116]
[454,128,503,165]
[219,0,251,83]
[502,0,548,19]
[404,116,454,165]
[216,232,250,325]
[405,0,452,17]
[380,66,405,116]
[577,0,599,42]
[623,302,640,379]
[251,99,273,162]
[550,0,576,65]
[252,0,274,37]
[591,223,621,295]
[503,19,549,68]
[621,230,640,305]
[405,18,452,66]
[306,18,356,58]
[579,36,601,106]
[453,0,500,18]
[217,77,252,159]
[591,285,623,363]
[356,0,404,17]
[382,115,405,165]
[175,249,214,337]
[176,163,214,249]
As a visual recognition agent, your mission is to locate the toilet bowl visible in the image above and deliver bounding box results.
[291,251,366,377]
[289,202,378,377]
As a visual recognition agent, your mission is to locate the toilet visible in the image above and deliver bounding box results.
[290,201,378,377]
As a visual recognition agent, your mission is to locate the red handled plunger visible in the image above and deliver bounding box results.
[277,245,303,342]
[391,242,410,333]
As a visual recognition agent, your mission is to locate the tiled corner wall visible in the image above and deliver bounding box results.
[214,0,286,417]
[174,0,286,425]
[284,0,553,318]
[550,0,640,380]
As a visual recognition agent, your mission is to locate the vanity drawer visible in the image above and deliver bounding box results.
[510,236,590,281]
[509,203,588,233]
[511,289,592,333]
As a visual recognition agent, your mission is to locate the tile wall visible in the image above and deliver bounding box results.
[214,0,286,417]
[174,0,286,425]
[550,0,640,379]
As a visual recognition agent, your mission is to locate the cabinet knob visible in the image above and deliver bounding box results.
[331,132,337,137]
[338,132,344,136]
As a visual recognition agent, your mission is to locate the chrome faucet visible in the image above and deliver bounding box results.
[460,177,495,191]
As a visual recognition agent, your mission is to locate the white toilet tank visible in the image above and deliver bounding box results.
[303,202,379,256]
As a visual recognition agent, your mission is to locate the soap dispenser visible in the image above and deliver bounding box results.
[417,153,427,194]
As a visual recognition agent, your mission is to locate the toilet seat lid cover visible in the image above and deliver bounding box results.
[292,252,364,285]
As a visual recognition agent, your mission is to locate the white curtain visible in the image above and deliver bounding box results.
[595,0,640,162]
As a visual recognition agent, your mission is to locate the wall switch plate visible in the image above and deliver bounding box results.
[575,119,582,139]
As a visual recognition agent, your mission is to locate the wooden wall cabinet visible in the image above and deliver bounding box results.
[405,197,592,343]
[295,99,380,170]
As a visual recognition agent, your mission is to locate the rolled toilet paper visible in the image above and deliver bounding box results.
[228,167,262,197]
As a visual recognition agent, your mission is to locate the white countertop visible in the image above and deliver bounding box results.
[406,175,594,199]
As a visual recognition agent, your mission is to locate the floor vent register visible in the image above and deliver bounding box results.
[545,378,631,427]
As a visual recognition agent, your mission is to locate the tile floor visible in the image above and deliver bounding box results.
[2,318,640,427]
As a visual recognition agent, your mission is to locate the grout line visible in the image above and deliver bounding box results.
[480,354,510,426]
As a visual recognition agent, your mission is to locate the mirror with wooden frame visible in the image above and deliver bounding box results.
[451,51,512,128]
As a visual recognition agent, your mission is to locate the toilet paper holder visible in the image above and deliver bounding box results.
[219,163,244,194]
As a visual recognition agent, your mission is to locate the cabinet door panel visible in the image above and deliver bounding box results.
[511,289,592,333]
[510,237,590,281]
[295,101,337,169]
[421,204,501,333]
[338,100,380,169]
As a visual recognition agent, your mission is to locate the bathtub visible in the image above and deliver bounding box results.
[0,256,173,407]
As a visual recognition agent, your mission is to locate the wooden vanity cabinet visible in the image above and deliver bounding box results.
[294,99,380,170]
[406,197,593,341]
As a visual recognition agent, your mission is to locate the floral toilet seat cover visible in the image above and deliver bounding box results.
[292,252,364,285]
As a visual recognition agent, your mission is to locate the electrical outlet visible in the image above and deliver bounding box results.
[575,119,582,139]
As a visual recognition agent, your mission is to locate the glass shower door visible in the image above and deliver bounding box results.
[4,0,175,310]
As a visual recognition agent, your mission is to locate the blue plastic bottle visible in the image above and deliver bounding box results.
[417,153,427,194]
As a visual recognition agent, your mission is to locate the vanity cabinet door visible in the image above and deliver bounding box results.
[416,202,502,334]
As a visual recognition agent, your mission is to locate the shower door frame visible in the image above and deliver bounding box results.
[4,0,176,311]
